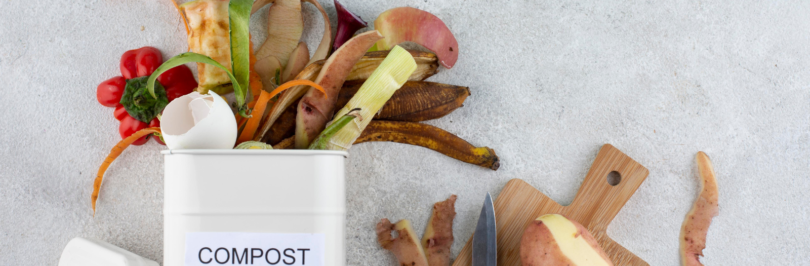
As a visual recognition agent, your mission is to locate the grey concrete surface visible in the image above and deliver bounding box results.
[1,0,809,265]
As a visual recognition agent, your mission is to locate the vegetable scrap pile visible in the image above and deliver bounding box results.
[91,0,497,214]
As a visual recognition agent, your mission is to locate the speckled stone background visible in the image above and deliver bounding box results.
[1,0,809,265]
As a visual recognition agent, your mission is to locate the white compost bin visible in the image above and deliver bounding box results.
[163,150,347,266]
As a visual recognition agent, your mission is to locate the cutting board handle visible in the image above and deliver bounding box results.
[567,144,649,231]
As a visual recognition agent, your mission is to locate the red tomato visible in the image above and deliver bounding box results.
[135,47,162,77]
[113,104,128,121]
[119,49,139,79]
[97,76,126,107]
[119,115,149,146]
[149,118,166,145]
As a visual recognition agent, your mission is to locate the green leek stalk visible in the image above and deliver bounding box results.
[308,108,361,150]
[324,46,416,151]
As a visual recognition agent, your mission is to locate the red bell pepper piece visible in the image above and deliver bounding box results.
[97,46,198,145]
[97,76,127,107]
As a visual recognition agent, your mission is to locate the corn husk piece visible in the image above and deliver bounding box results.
[324,46,416,151]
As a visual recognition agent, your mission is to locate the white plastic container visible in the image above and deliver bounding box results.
[163,150,348,266]
[59,237,159,266]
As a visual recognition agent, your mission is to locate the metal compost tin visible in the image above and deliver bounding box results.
[162,150,348,266]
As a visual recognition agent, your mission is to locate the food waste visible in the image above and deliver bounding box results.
[90,0,497,214]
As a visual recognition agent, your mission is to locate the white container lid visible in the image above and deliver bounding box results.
[58,237,159,266]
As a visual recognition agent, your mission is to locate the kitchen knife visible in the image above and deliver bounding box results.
[472,192,497,266]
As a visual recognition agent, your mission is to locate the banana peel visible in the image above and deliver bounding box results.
[273,121,498,171]
[338,80,469,122]
[355,121,499,170]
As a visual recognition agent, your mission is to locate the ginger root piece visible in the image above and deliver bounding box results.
[680,152,719,266]
[421,195,457,266]
[520,214,613,266]
[376,219,429,266]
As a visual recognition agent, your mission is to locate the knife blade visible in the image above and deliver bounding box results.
[472,192,497,266]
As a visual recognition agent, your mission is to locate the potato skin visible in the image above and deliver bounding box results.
[520,219,575,266]
[376,218,429,266]
[680,152,719,266]
[421,195,457,266]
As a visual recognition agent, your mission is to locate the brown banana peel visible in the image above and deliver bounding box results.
[355,121,499,170]
[338,80,469,122]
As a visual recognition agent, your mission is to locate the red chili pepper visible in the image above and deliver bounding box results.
[97,46,198,145]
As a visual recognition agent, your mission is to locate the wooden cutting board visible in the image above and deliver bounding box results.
[453,144,650,266]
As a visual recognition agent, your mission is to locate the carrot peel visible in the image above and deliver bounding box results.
[237,80,326,143]
[92,127,161,216]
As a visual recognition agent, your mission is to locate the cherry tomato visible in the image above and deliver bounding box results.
[135,47,162,77]
[149,118,165,145]
[113,104,128,121]
[119,115,149,146]
[97,76,126,107]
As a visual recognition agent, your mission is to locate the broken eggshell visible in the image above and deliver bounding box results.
[160,91,237,149]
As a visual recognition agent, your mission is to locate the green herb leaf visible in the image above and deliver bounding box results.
[146,52,246,115]
[121,76,168,123]
[308,108,361,150]
[229,0,251,106]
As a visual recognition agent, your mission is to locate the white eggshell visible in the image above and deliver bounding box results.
[160,91,237,149]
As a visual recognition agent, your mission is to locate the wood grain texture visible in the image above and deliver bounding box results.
[452,144,650,266]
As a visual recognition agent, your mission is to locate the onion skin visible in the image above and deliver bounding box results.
[333,0,368,52]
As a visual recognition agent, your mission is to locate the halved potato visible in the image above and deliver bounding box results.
[520,214,613,266]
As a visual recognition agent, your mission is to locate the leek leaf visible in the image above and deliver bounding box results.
[229,0,251,106]
[308,108,360,150]
[147,52,243,113]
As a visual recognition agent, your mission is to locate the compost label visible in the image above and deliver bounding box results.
[185,232,325,266]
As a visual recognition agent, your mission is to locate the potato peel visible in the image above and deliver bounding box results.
[680,152,719,266]
[376,219,429,266]
[421,195,457,266]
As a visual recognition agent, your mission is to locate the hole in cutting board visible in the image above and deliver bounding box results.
[607,171,621,186]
